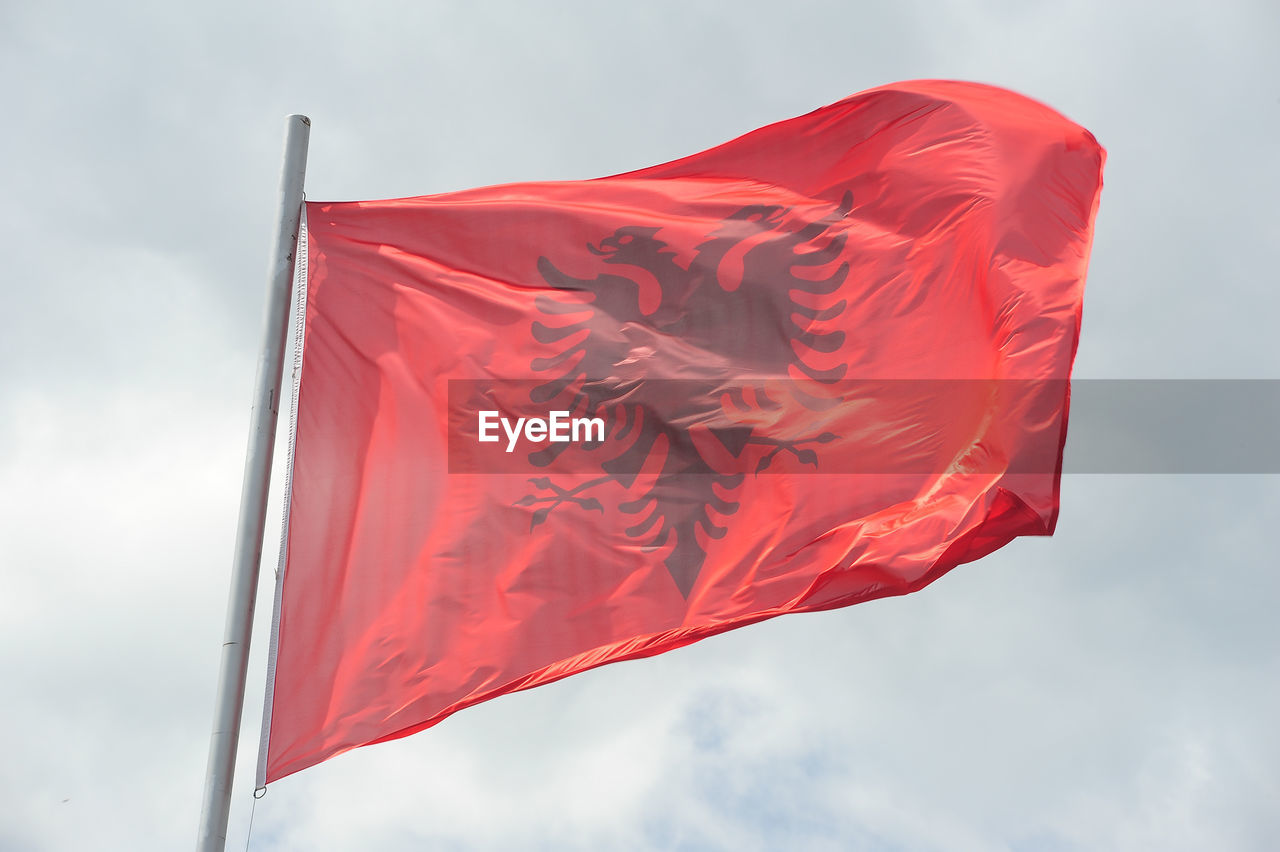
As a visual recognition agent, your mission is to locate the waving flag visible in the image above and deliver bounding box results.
[259,80,1104,784]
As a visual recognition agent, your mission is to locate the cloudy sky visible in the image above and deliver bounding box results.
[2,1,1277,850]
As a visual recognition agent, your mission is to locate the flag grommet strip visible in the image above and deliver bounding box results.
[255,203,309,791]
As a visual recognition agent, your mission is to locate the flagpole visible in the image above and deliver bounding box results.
[197,114,310,852]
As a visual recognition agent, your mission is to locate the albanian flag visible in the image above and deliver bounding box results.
[259,80,1104,784]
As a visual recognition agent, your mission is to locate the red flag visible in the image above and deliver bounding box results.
[260,80,1104,784]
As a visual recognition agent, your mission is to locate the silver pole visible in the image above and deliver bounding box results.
[197,114,310,852]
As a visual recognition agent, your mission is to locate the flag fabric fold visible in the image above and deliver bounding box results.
[260,80,1104,784]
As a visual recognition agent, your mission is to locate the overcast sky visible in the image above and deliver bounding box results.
[1,1,1277,850]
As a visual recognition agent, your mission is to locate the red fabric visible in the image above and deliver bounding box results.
[263,80,1104,783]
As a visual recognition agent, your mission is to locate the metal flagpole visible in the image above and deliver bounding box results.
[197,114,310,852]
